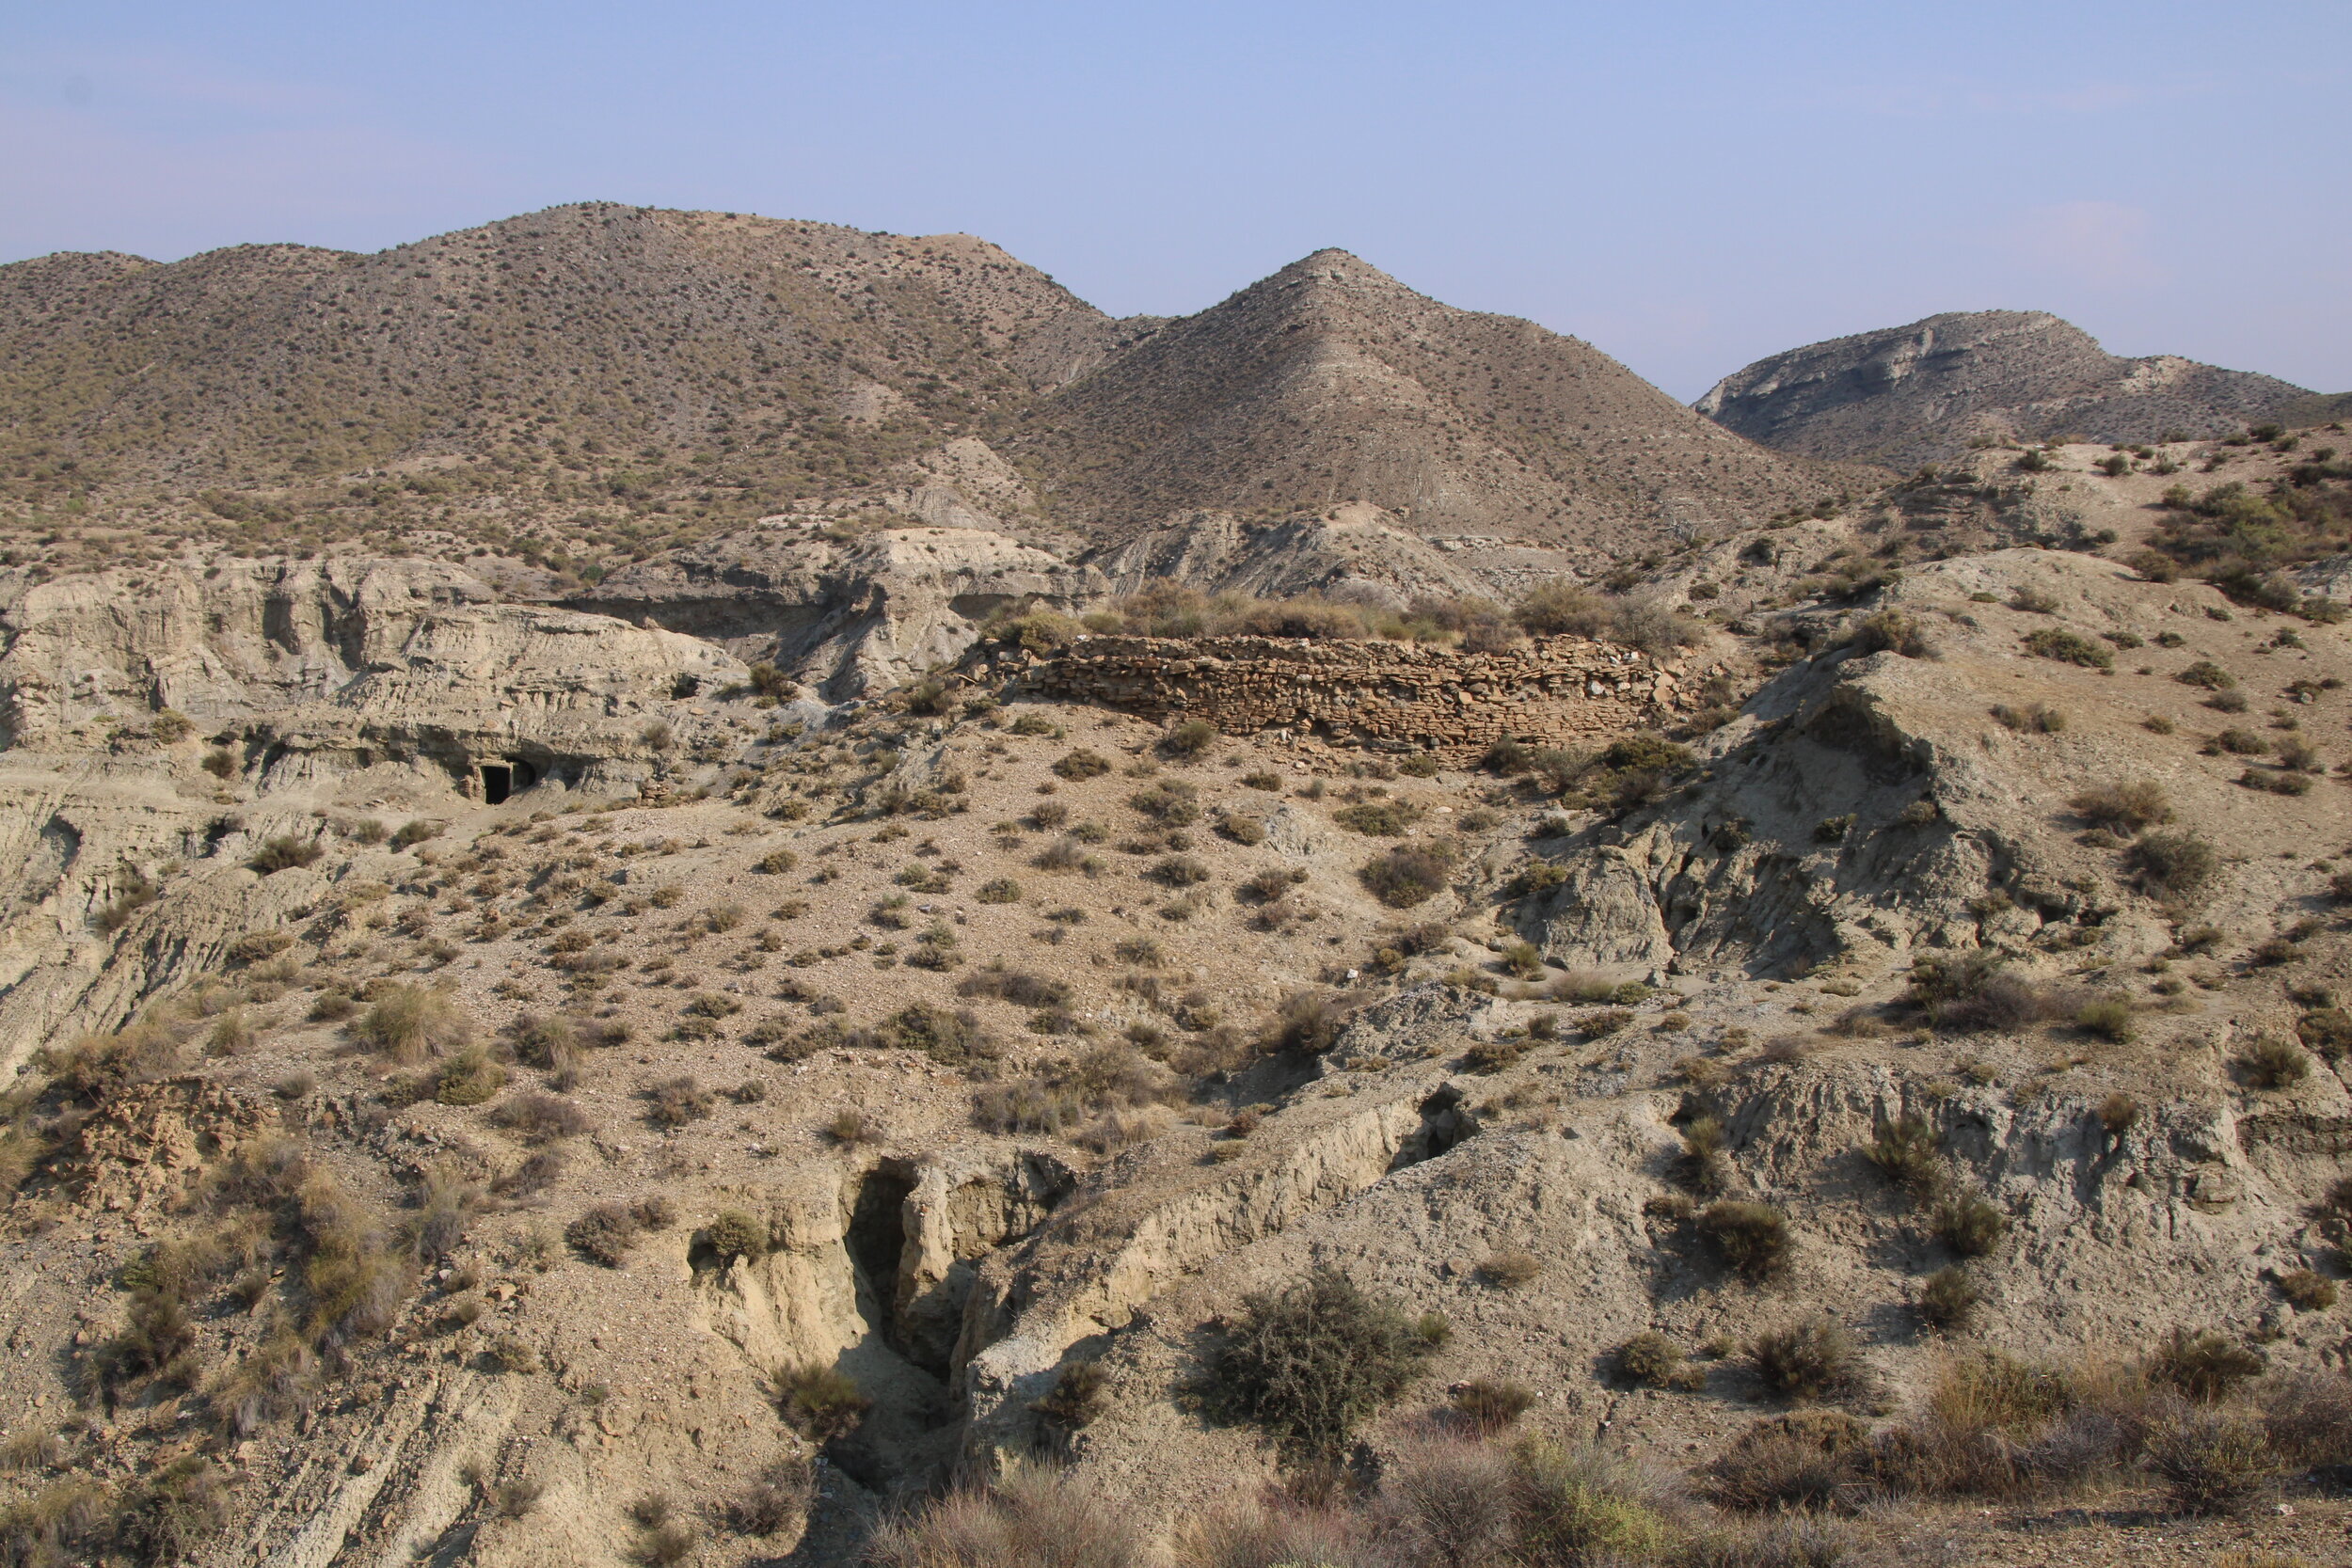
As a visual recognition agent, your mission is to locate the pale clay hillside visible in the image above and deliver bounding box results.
[0,207,2349,1568]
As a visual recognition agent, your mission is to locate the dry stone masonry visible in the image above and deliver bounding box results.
[1015,633,1680,758]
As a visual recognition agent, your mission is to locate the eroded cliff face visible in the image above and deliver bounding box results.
[574,524,1104,699]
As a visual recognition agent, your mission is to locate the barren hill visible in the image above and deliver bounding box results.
[1696,309,2321,468]
[1015,249,1851,553]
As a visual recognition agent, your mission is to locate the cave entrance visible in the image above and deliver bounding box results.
[480,760,537,805]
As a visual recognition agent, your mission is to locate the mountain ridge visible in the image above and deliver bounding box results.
[1695,307,2323,467]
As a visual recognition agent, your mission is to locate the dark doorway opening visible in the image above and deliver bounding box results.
[481,765,512,805]
[846,1168,914,1350]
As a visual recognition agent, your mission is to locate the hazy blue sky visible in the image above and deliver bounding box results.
[4,1,2345,400]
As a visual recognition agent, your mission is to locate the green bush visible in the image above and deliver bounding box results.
[1931,1191,2009,1258]
[1212,1266,1431,1460]
[1750,1318,1862,1401]
[2147,1328,2266,1402]
[2022,627,2113,669]
[1697,1200,1791,1282]
[1863,1116,1942,1198]
[703,1211,769,1263]
[1916,1266,1979,1332]
[1332,800,1425,836]
[350,985,470,1064]
[2128,832,2217,896]
[2071,780,2171,833]
[1052,749,1111,782]
[1358,843,1455,909]
[2176,660,2235,689]
[2241,1035,2312,1090]
[1160,719,1218,758]
[246,836,323,875]
[2145,1410,2279,1514]
[776,1361,870,1441]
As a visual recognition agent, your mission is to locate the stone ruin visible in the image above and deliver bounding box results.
[1006,633,1688,759]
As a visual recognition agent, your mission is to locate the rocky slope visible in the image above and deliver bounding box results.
[1697,309,2323,468]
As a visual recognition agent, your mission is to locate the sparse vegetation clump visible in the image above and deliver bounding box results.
[350,985,470,1063]
[2128,831,2217,896]
[2071,780,2171,834]
[1212,1266,1432,1461]
[1749,1317,1863,1402]
[1696,1200,1791,1283]
[1357,841,1455,908]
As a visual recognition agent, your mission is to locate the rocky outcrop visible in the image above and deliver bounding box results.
[576,523,1104,699]
[1017,631,1677,758]
[1697,309,2316,467]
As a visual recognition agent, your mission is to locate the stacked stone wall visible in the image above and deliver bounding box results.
[1013,634,1684,758]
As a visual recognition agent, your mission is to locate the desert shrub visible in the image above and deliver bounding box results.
[1704,1410,1869,1513]
[1053,749,1112,782]
[1848,609,1933,657]
[1358,842,1455,908]
[2074,996,2137,1043]
[1478,1252,1543,1289]
[564,1207,634,1267]
[1034,1360,1107,1430]
[350,985,469,1063]
[957,969,1073,1007]
[1862,1116,1941,1198]
[2128,831,2217,895]
[879,1003,994,1065]
[2260,1370,2352,1467]
[753,848,798,875]
[1149,854,1211,888]
[974,877,1022,904]
[703,1211,770,1264]
[431,1048,505,1107]
[2146,1328,2267,1402]
[1161,719,1218,758]
[1698,1200,1791,1282]
[1128,779,1200,825]
[1332,800,1424,836]
[866,1469,1140,1568]
[1992,701,2067,733]
[1905,954,2060,1032]
[1750,1318,1863,1402]
[2176,659,2235,689]
[724,1455,814,1537]
[644,1076,713,1129]
[1451,1377,1536,1433]
[1931,1191,2009,1258]
[1216,813,1266,846]
[775,1360,870,1442]
[1617,1331,1704,1390]
[2145,1409,2278,1514]
[2071,780,2171,833]
[2297,1008,2352,1059]
[246,836,324,875]
[1916,1266,1979,1333]
[1213,1266,1431,1460]
[2278,1269,2338,1311]
[2240,1035,2312,1089]
[2214,726,2268,754]
[2022,627,2112,669]
[1265,989,1348,1055]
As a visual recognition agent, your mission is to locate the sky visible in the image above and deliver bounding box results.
[3,0,2346,402]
